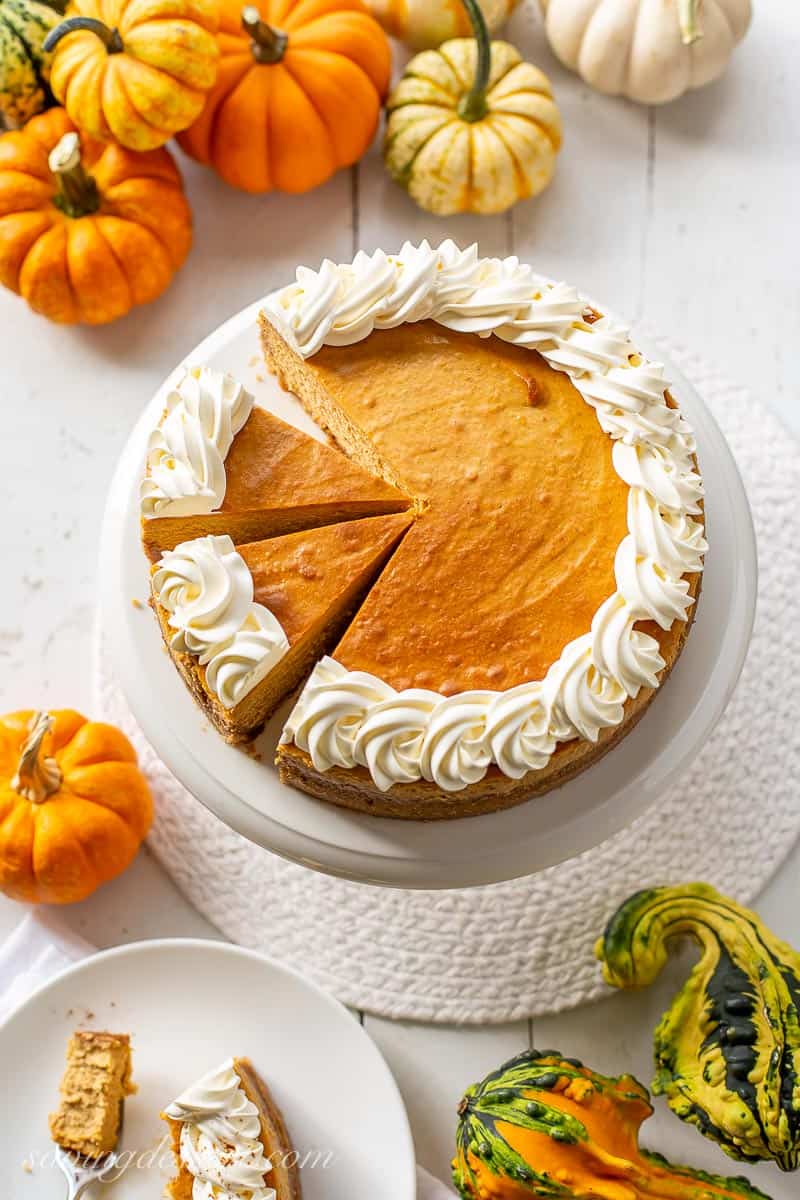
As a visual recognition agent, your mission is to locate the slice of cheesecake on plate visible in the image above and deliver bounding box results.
[151,512,412,743]
[140,365,410,561]
[49,1031,134,1158]
[163,1056,300,1200]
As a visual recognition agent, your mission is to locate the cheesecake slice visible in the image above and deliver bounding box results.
[151,512,413,743]
[163,1056,300,1200]
[49,1031,133,1158]
[141,365,409,560]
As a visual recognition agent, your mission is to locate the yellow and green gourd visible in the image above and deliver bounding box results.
[453,1048,770,1199]
[597,882,800,1171]
[0,0,62,128]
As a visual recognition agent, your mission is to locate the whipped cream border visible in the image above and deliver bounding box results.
[140,366,253,519]
[264,241,707,794]
[152,534,290,711]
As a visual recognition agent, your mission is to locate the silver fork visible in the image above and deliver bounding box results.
[54,1104,126,1199]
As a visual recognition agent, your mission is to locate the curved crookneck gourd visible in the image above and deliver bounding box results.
[453,1050,770,1199]
[597,883,800,1172]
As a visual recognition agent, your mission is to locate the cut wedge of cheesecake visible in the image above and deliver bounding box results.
[163,1056,300,1200]
[151,512,413,743]
[141,366,410,561]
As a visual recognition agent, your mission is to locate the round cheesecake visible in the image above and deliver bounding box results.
[139,242,706,820]
[260,242,706,819]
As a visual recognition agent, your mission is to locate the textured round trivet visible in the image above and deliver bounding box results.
[95,337,800,1025]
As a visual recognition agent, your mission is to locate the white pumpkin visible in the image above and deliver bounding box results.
[540,0,752,105]
[369,0,519,51]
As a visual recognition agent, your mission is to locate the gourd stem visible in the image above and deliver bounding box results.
[241,6,288,63]
[49,133,101,219]
[11,713,63,805]
[457,0,491,123]
[44,16,124,55]
[677,0,703,45]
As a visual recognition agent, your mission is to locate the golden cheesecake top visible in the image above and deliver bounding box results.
[310,323,629,693]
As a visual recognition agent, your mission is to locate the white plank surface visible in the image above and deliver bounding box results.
[1,0,799,1193]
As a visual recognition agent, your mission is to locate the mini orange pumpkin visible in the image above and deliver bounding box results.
[178,0,392,193]
[0,710,153,904]
[0,107,192,324]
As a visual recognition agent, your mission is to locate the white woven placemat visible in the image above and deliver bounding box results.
[94,338,800,1025]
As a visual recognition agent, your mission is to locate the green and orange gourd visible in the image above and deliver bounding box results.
[453,1049,770,1199]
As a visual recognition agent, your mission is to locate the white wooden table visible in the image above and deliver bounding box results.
[2,2,798,1193]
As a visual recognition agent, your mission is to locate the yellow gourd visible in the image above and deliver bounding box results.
[44,0,220,150]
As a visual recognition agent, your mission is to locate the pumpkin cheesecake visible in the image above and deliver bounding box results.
[151,512,412,743]
[140,365,410,560]
[163,1056,300,1200]
[257,242,706,818]
[49,1031,133,1158]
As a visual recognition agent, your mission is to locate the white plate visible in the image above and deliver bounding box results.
[100,301,757,890]
[1,938,415,1200]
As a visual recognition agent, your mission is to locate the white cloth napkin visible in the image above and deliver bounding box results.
[0,912,455,1198]
[0,910,94,1023]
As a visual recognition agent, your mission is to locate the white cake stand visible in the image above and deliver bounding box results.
[100,301,757,890]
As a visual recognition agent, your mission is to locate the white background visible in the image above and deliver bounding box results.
[1,1,799,1193]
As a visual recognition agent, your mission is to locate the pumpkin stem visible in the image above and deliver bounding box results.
[49,132,101,220]
[457,0,492,122]
[677,0,703,45]
[44,15,124,55]
[241,6,288,64]
[11,713,63,805]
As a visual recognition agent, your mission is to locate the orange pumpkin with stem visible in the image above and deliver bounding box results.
[178,0,392,193]
[0,710,153,904]
[0,106,192,324]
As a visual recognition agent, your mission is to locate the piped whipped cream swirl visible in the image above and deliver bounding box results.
[266,242,707,792]
[141,367,253,518]
[153,535,289,709]
[165,1058,276,1200]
